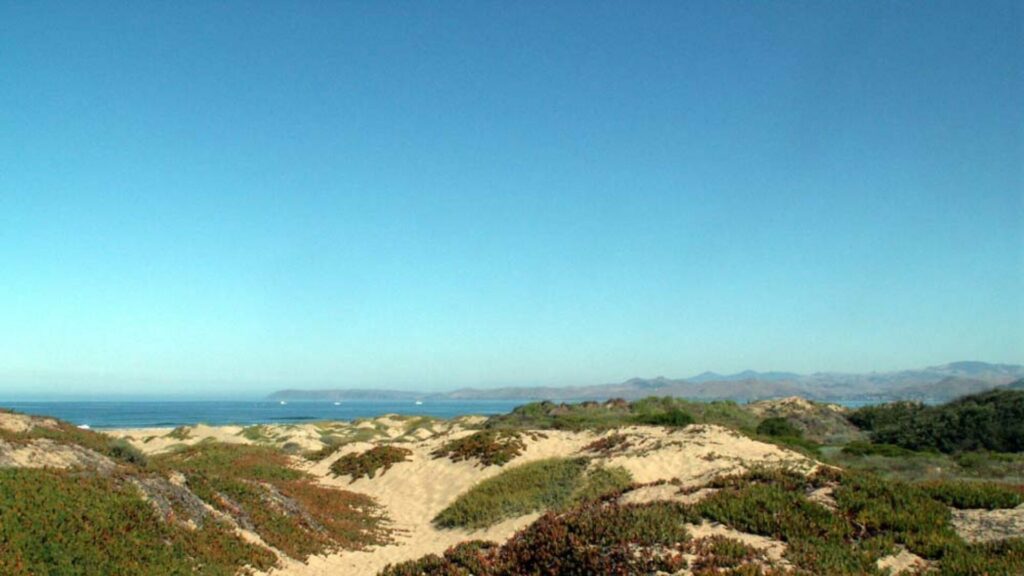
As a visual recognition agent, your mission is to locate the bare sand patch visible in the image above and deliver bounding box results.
[951,505,1024,543]
[0,438,115,471]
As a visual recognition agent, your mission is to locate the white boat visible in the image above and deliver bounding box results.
[333,402,341,406]
[279,401,287,405]
[415,400,423,405]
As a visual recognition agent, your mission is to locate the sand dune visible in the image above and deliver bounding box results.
[111,418,813,575]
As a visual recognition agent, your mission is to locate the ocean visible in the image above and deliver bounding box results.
[0,400,528,429]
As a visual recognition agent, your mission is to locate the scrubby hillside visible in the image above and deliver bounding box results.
[849,389,1024,453]
[0,409,390,575]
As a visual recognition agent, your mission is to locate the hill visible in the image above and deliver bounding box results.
[270,361,1024,404]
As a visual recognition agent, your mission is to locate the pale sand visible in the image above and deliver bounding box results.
[0,411,58,434]
[0,438,116,471]
[876,547,929,574]
[108,420,813,576]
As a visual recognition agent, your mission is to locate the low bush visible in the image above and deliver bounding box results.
[936,539,1024,575]
[496,502,689,575]
[433,458,632,529]
[840,441,914,458]
[756,417,802,438]
[106,438,148,467]
[434,458,589,529]
[919,480,1023,510]
[696,483,851,543]
[431,430,526,467]
[568,465,633,506]
[831,471,958,560]
[581,433,632,455]
[167,426,192,440]
[689,536,761,571]
[634,408,694,427]
[330,445,412,482]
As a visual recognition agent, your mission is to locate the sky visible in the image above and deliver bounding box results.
[1,1,1022,399]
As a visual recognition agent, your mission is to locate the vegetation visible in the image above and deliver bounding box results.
[848,389,1024,453]
[581,432,633,455]
[329,445,412,482]
[398,465,1024,575]
[0,468,276,576]
[0,417,149,469]
[431,430,527,467]
[839,441,914,458]
[756,417,802,438]
[634,407,694,427]
[484,396,758,432]
[238,425,275,443]
[153,441,391,561]
[167,426,192,440]
[433,457,632,529]
[919,480,1023,510]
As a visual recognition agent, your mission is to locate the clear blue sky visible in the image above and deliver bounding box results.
[1,2,1021,398]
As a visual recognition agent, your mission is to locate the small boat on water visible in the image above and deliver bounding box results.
[415,400,423,405]
[279,401,287,405]
[333,402,341,406]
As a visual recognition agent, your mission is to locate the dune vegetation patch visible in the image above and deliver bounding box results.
[430,430,528,467]
[433,457,633,529]
[0,467,276,576]
[153,441,391,561]
[918,479,1023,510]
[329,445,412,482]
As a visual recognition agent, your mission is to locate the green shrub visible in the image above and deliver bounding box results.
[239,425,274,443]
[431,430,526,467]
[756,417,802,438]
[690,536,761,571]
[567,465,633,506]
[106,438,148,467]
[434,458,632,530]
[485,396,756,432]
[840,441,914,458]
[936,539,1024,575]
[849,390,1024,454]
[167,426,192,440]
[695,483,850,543]
[434,458,589,529]
[634,408,694,427]
[495,504,688,575]
[832,471,959,559]
[919,480,1023,509]
[330,445,412,482]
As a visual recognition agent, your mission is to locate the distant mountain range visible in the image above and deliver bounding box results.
[268,361,1024,405]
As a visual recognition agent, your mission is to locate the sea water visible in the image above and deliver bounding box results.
[0,400,527,429]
